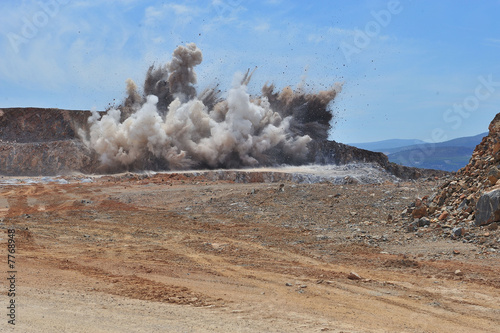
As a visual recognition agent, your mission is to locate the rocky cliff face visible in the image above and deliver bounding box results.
[0,108,100,176]
[0,107,446,178]
[0,107,89,142]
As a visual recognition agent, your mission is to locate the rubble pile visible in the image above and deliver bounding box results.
[404,113,500,251]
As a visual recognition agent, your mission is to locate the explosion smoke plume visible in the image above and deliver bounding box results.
[82,43,341,172]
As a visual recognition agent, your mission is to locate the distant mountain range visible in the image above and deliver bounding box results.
[349,132,488,172]
[349,139,428,153]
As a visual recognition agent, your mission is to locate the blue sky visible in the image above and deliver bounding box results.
[1,0,500,144]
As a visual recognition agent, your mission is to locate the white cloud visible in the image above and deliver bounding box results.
[253,22,270,32]
[484,38,500,46]
[144,6,165,25]
[0,0,145,100]
[152,36,165,44]
[144,2,203,27]
[307,34,324,43]
[167,4,191,15]
[211,0,246,22]
[327,27,356,37]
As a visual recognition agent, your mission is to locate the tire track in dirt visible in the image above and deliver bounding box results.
[126,230,500,332]
[36,255,220,307]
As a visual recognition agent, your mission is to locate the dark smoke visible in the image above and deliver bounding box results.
[81,43,342,172]
[262,84,338,141]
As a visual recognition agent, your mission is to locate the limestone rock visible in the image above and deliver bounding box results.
[438,211,449,221]
[487,166,500,185]
[476,189,500,226]
[412,206,427,219]
[417,217,431,227]
[347,272,362,280]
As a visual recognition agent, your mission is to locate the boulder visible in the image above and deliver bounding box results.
[417,217,431,227]
[411,206,427,219]
[438,211,449,221]
[451,227,465,237]
[475,188,500,226]
[487,166,500,185]
[347,272,362,280]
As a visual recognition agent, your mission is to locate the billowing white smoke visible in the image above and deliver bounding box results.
[82,43,340,171]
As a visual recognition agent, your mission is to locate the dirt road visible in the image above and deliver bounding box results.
[0,173,499,332]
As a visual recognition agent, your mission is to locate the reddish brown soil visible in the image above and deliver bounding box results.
[0,173,499,332]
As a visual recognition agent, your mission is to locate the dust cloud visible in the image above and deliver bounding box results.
[81,43,342,172]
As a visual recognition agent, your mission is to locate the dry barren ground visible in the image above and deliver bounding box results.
[0,172,499,332]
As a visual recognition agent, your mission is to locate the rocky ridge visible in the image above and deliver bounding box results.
[404,113,500,251]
